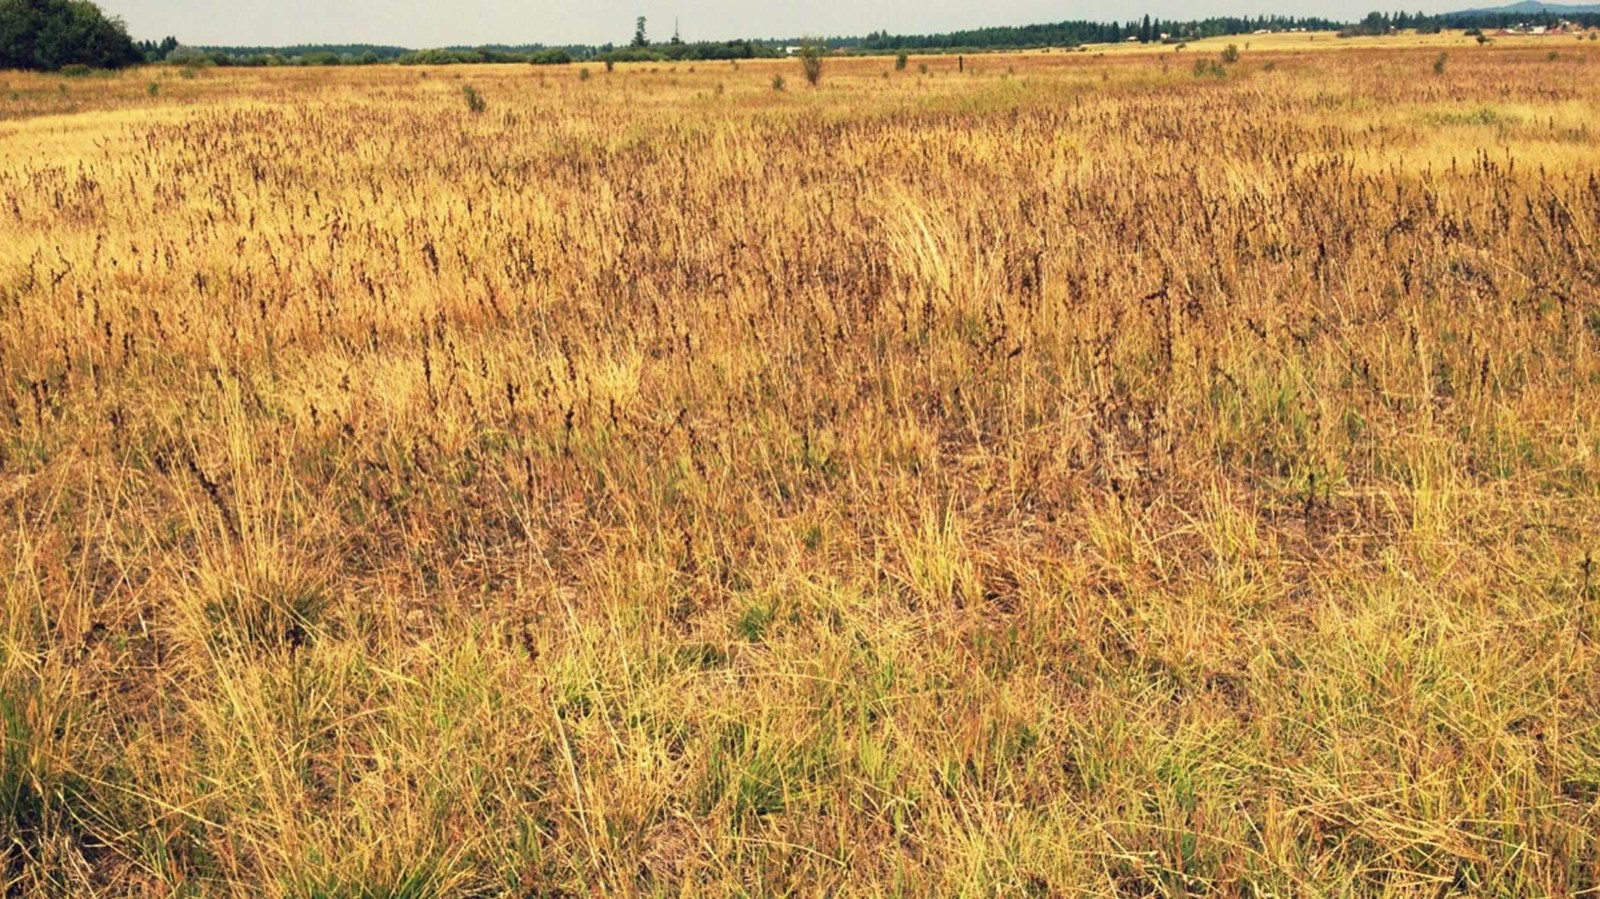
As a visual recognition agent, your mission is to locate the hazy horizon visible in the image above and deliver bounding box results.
[98,0,1471,48]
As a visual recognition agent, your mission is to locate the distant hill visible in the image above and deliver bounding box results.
[1445,1,1600,15]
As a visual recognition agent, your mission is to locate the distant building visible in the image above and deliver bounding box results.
[1499,21,1579,35]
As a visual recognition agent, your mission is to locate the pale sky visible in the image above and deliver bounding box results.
[99,0,1448,47]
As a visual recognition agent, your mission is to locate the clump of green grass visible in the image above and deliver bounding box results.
[1427,105,1517,126]
[735,602,773,642]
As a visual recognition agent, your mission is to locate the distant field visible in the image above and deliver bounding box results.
[3,43,1600,897]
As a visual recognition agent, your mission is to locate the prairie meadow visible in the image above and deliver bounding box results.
[3,40,1600,896]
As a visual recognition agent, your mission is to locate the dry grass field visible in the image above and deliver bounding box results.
[3,39,1600,897]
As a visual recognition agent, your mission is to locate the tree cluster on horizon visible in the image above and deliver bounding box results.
[851,14,1343,50]
[0,0,141,70]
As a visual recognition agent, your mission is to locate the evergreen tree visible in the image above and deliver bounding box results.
[1140,14,1152,43]
[631,16,648,48]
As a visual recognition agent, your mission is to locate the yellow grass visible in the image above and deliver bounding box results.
[2,42,1599,896]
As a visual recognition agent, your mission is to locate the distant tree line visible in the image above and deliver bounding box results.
[1339,9,1600,36]
[397,47,577,65]
[182,38,782,68]
[0,0,141,70]
[595,40,781,63]
[135,35,178,61]
[171,44,579,67]
[599,17,780,61]
[182,43,407,66]
[850,15,1342,51]
[1430,9,1600,29]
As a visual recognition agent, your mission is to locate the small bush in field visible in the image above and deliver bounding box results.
[799,40,823,87]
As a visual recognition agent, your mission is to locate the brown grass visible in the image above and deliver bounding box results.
[2,44,1600,896]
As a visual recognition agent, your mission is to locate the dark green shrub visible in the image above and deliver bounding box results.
[0,0,142,70]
